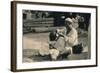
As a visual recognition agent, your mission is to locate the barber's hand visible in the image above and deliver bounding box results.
[58,33,64,37]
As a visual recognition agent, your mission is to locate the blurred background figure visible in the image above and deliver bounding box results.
[71,13,79,29]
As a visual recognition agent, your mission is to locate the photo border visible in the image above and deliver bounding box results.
[11,1,98,72]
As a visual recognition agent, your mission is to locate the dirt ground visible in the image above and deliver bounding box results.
[22,30,90,62]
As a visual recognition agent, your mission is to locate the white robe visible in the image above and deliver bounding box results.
[65,27,78,47]
[65,27,78,54]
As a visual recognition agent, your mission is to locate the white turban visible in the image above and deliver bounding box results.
[65,18,73,23]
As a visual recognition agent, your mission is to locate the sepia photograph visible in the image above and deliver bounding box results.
[22,10,91,62]
[11,1,97,72]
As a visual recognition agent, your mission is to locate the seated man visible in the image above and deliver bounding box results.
[49,18,82,60]
[64,18,78,54]
[54,18,78,54]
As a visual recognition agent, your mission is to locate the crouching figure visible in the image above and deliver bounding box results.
[49,18,83,60]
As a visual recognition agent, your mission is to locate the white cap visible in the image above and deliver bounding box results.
[65,18,73,23]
